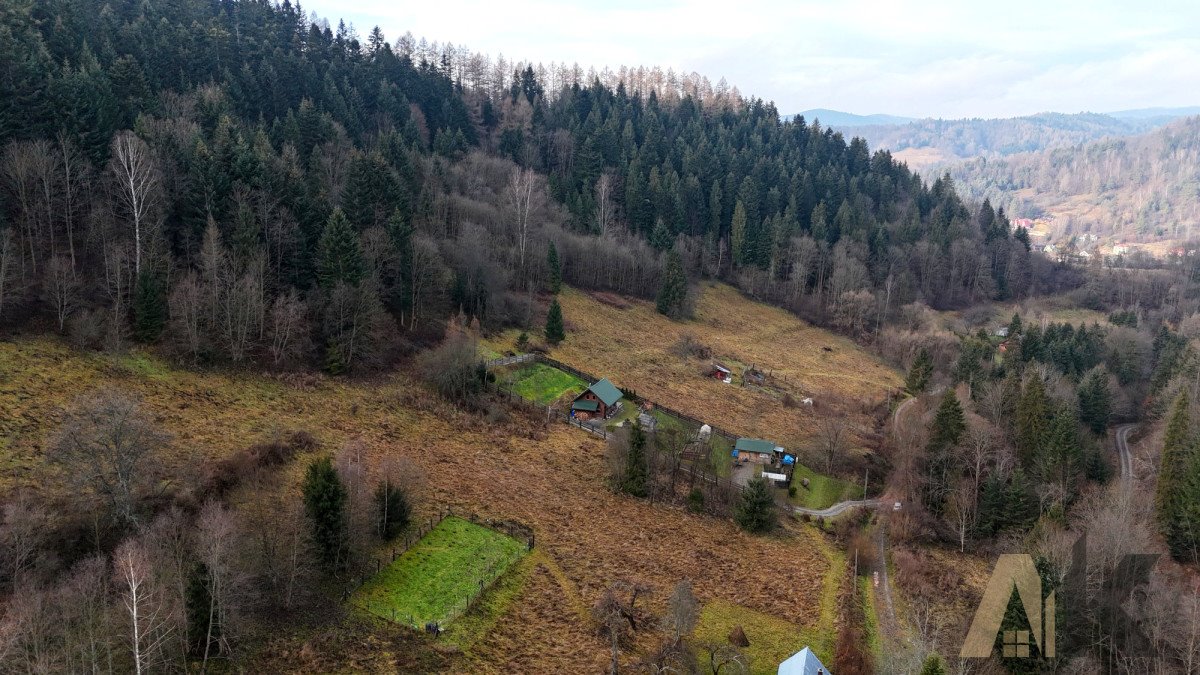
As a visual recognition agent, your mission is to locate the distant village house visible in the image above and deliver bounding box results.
[732,438,781,465]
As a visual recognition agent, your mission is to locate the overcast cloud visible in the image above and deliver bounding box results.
[303,0,1200,118]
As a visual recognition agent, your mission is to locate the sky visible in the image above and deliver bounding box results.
[302,0,1200,119]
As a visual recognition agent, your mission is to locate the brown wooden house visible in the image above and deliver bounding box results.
[571,378,623,420]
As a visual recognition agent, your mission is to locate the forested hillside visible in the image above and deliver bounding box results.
[947,116,1200,243]
[0,0,1071,372]
[839,112,1170,168]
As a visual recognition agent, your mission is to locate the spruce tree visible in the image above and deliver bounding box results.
[132,268,166,342]
[906,348,933,394]
[1016,376,1048,466]
[315,208,365,288]
[656,249,688,318]
[919,654,946,675]
[928,389,966,454]
[1157,392,1191,535]
[374,479,411,540]
[302,456,347,568]
[623,421,649,498]
[1171,442,1200,563]
[735,476,777,534]
[925,389,966,513]
[731,200,747,267]
[546,240,562,294]
[544,298,565,345]
[1077,369,1111,434]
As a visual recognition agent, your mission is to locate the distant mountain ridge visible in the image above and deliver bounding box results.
[789,107,1200,169]
[790,108,914,127]
[946,116,1200,246]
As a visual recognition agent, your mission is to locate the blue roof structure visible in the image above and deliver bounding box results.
[778,646,829,675]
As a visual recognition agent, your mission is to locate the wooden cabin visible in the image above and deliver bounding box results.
[571,378,623,420]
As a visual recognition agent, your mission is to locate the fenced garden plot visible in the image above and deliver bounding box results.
[351,516,528,628]
[499,362,586,405]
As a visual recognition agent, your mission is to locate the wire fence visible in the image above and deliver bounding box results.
[344,507,534,636]
[487,353,742,443]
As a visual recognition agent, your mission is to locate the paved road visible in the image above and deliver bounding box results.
[1115,423,1136,487]
[791,499,884,518]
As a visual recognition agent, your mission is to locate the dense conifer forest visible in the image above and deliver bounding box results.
[0,0,1082,371]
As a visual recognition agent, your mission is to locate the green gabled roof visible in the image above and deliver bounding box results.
[735,438,776,455]
[572,400,599,412]
[584,378,623,406]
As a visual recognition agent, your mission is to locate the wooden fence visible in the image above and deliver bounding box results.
[345,507,534,635]
[487,353,742,443]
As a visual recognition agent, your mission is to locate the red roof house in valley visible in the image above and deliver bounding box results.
[570,378,623,420]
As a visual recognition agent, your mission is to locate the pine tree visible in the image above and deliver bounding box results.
[1172,442,1200,563]
[544,298,565,345]
[919,653,946,675]
[374,479,411,540]
[1077,369,1111,435]
[302,456,347,568]
[656,249,688,318]
[1157,392,1191,536]
[546,240,562,294]
[731,200,747,267]
[906,348,933,394]
[928,389,966,454]
[925,389,966,514]
[132,269,167,343]
[315,208,365,288]
[623,421,649,498]
[1016,376,1048,466]
[735,476,777,533]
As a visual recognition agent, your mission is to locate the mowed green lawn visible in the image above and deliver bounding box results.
[505,363,586,405]
[352,517,527,626]
[789,463,863,510]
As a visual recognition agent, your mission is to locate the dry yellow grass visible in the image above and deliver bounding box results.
[0,337,838,673]
[490,284,901,450]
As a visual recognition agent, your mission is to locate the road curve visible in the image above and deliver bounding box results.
[1115,423,1136,486]
[791,499,885,518]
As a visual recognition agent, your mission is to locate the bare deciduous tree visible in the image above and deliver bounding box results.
[195,501,248,667]
[507,166,535,279]
[0,494,50,589]
[113,538,174,675]
[408,235,445,330]
[664,580,698,641]
[109,132,161,276]
[812,417,850,474]
[42,255,79,332]
[267,288,311,366]
[595,172,616,236]
[167,271,205,360]
[51,393,168,526]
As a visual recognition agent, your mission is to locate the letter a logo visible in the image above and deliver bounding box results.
[960,554,1055,658]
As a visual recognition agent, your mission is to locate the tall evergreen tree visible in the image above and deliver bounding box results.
[623,421,649,498]
[546,240,562,294]
[302,456,348,568]
[731,200,747,267]
[1077,369,1112,435]
[735,476,777,534]
[315,208,365,288]
[132,269,167,342]
[1016,376,1049,466]
[655,249,688,318]
[1157,392,1191,539]
[544,298,565,345]
[906,348,933,394]
[374,479,411,540]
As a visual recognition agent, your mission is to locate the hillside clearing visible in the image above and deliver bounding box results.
[1,337,837,672]
[486,284,901,451]
[352,516,527,626]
